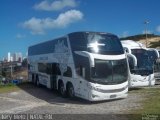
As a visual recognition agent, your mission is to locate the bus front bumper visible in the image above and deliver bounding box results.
[87,84,128,101]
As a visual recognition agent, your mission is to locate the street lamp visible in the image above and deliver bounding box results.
[144,20,150,47]
[10,62,13,79]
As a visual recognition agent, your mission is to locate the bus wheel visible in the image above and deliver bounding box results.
[36,76,40,87]
[67,83,75,98]
[59,82,66,97]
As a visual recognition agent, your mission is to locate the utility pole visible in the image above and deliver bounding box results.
[144,20,150,47]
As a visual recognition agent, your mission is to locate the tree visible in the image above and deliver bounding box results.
[2,69,6,77]
[22,58,28,68]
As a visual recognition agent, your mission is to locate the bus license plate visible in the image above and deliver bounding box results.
[110,94,116,98]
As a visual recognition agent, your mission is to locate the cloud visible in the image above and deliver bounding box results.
[156,25,160,33]
[22,10,83,35]
[34,0,77,11]
[16,34,26,39]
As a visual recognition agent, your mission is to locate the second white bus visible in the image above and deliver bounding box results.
[121,40,159,87]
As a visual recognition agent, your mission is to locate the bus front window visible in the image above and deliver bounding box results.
[91,59,128,85]
[131,49,158,75]
[86,33,124,55]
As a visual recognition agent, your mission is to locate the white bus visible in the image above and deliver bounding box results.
[121,40,159,87]
[28,32,129,101]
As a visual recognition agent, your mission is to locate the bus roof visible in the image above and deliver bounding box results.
[29,31,118,48]
[121,40,145,49]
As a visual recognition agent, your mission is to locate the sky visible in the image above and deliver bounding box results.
[0,0,160,60]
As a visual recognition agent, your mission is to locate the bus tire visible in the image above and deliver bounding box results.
[58,81,66,97]
[67,83,75,98]
[36,75,40,87]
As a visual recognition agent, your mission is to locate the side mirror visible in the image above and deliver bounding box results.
[126,53,137,68]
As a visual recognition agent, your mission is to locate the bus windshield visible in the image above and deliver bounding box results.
[86,33,124,55]
[91,58,128,85]
[131,49,158,75]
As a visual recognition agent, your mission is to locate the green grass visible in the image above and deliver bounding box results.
[0,83,20,93]
[0,82,31,94]
[128,87,160,120]
[134,88,160,114]
[129,87,160,114]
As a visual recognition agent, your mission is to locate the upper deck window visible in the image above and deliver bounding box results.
[69,32,124,55]
[86,33,124,55]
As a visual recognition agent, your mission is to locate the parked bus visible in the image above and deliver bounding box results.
[28,32,129,101]
[121,40,159,87]
[154,58,160,80]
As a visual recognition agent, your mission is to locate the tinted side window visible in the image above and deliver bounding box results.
[46,63,52,74]
[52,63,61,75]
[38,63,47,73]
[69,32,87,51]
[28,37,68,56]
[38,63,61,75]
[63,67,72,77]
[74,54,90,81]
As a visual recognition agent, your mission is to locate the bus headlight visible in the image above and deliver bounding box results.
[92,94,99,98]
[87,83,99,91]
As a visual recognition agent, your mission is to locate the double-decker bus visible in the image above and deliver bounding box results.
[121,40,159,87]
[28,32,129,101]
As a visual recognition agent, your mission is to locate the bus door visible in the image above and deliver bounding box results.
[77,65,89,98]
[51,63,60,89]
[77,65,86,97]
[73,52,91,98]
